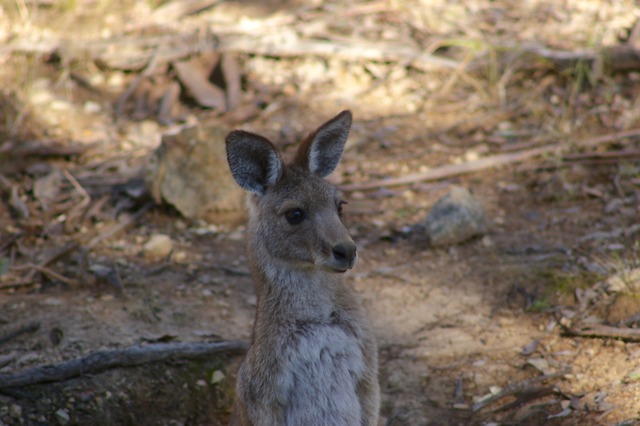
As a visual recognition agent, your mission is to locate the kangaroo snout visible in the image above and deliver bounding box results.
[331,241,358,271]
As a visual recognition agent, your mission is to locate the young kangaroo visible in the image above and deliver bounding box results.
[226,111,379,426]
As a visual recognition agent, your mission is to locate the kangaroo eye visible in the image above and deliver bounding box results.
[284,208,305,225]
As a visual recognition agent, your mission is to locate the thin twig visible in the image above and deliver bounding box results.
[0,340,247,389]
[0,322,41,347]
[114,48,162,117]
[86,203,152,249]
[472,369,569,412]
[342,128,640,191]
[565,323,640,342]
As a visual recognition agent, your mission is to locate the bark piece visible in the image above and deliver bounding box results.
[173,59,226,110]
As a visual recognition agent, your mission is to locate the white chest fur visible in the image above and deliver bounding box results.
[278,323,365,425]
[241,321,365,426]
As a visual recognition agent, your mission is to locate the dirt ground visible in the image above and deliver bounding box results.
[1,1,640,425]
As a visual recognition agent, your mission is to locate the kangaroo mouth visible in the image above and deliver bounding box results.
[327,257,357,273]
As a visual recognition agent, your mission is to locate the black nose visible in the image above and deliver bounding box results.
[332,242,357,263]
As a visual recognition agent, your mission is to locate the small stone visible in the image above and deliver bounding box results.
[41,297,63,306]
[99,294,114,302]
[196,379,207,387]
[50,100,72,111]
[9,404,22,418]
[211,370,225,384]
[143,234,173,260]
[198,274,212,285]
[172,250,188,262]
[423,186,487,246]
[83,101,101,113]
[246,295,257,306]
[526,358,552,375]
[55,409,70,425]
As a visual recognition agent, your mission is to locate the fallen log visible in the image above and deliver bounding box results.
[0,340,248,389]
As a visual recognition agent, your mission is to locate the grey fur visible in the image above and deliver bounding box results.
[226,111,379,426]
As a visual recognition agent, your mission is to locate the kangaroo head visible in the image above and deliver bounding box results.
[226,110,356,273]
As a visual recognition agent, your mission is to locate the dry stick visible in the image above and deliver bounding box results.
[566,323,640,342]
[2,204,151,290]
[472,369,569,412]
[7,242,80,285]
[0,340,248,389]
[562,149,640,160]
[217,34,460,72]
[493,386,558,413]
[149,0,222,23]
[341,128,640,191]
[86,203,152,249]
[114,48,162,117]
[0,322,40,347]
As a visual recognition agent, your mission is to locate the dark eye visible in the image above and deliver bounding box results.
[284,208,305,225]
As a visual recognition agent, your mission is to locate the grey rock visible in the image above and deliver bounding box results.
[55,409,70,425]
[424,186,487,246]
[145,124,245,225]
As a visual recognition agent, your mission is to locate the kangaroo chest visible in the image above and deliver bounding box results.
[240,322,365,426]
[273,321,365,425]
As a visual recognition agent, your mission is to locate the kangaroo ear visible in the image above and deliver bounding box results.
[226,130,283,195]
[294,110,352,177]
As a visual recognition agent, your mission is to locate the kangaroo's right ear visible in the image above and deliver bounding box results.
[226,131,283,195]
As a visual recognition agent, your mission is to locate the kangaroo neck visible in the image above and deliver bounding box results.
[248,244,340,322]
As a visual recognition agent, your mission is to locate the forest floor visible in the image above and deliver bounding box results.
[1,1,640,425]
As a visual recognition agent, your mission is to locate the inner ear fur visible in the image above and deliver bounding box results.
[226,130,283,195]
[293,110,352,178]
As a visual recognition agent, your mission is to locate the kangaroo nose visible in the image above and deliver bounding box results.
[332,242,357,263]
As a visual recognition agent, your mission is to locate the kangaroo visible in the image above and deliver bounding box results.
[225,111,379,426]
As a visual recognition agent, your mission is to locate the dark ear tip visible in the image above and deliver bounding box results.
[338,110,352,120]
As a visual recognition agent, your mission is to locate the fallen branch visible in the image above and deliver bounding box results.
[3,30,458,72]
[517,44,640,73]
[472,369,569,412]
[562,149,640,161]
[0,322,40,347]
[2,204,151,291]
[218,34,459,72]
[565,323,640,342]
[86,203,153,249]
[0,340,247,389]
[493,386,558,413]
[342,128,640,191]
[149,0,223,24]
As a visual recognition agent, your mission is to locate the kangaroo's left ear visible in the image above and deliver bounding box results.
[293,110,352,178]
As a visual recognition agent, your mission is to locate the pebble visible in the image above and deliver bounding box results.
[55,408,70,425]
[211,370,225,384]
[143,234,174,260]
[83,101,102,113]
[9,404,22,418]
[424,186,487,246]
